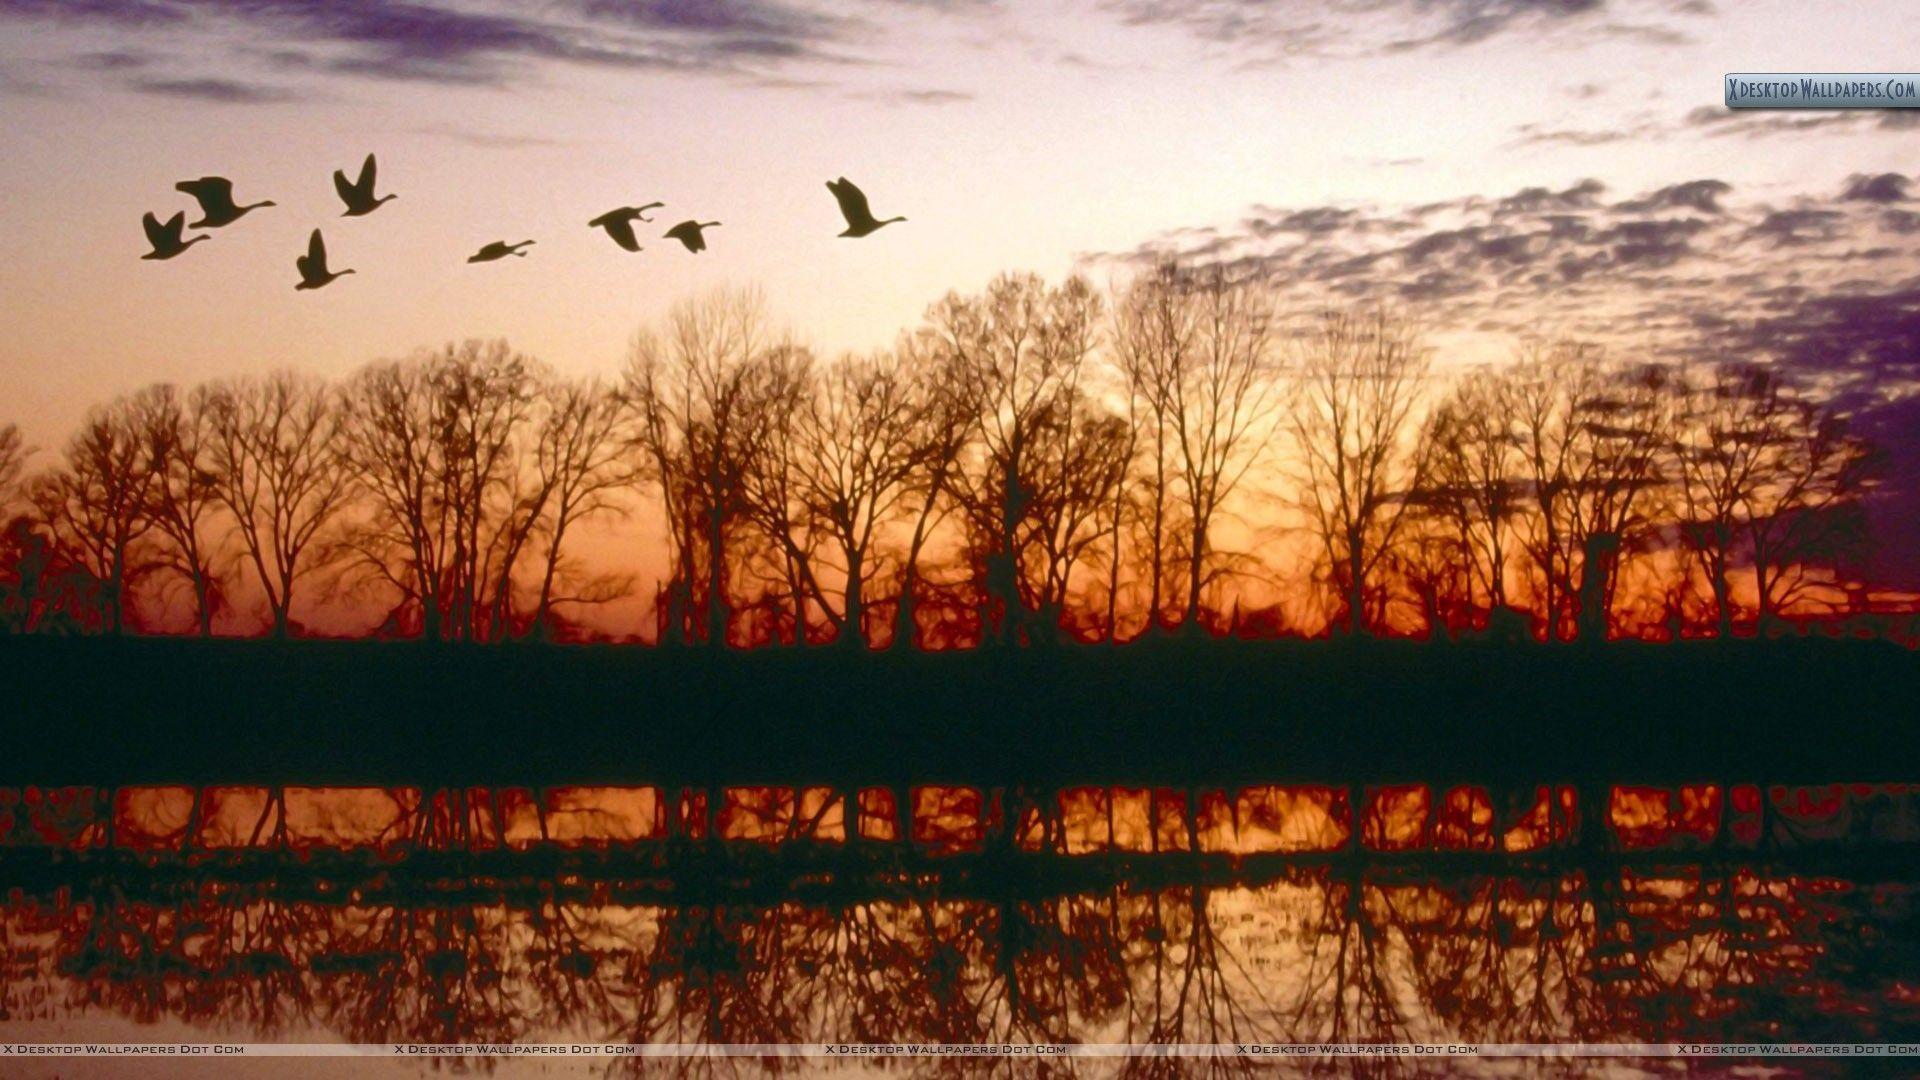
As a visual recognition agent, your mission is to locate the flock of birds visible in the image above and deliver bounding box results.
[139,155,907,291]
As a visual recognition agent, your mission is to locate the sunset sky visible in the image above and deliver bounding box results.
[1,0,1917,586]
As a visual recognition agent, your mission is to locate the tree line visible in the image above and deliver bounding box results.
[0,264,1890,646]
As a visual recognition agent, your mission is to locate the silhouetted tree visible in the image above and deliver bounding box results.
[30,399,155,633]
[132,384,224,635]
[207,372,352,638]
[1117,262,1282,635]
[1288,310,1432,636]
[339,342,537,641]
[524,376,633,639]
[931,273,1108,643]
[1509,343,1667,641]
[625,288,789,646]
[789,351,928,647]
[888,337,979,650]
[1420,368,1525,625]
[1673,363,1878,636]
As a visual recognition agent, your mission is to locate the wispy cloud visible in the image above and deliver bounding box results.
[1101,0,1708,64]
[130,75,299,103]
[847,86,973,105]
[410,121,570,149]
[0,0,932,94]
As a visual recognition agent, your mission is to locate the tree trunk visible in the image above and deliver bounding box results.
[842,546,864,649]
[1346,525,1366,637]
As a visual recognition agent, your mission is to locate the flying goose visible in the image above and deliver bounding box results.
[468,239,534,263]
[663,220,720,253]
[333,153,396,217]
[827,177,904,237]
[294,229,353,290]
[175,176,275,228]
[141,211,208,260]
[589,203,665,252]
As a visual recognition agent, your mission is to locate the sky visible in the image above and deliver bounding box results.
[0,0,1916,509]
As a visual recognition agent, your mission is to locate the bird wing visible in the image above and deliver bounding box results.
[359,153,377,190]
[333,169,356,204]
[306,229,327,267]
[606,218,640,251]
[143,212,169,247]
[176,176,233,209]
[828,178,873,225]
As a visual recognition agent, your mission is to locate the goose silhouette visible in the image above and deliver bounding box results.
[141,211,208,260]
[664,220,720,253]
[468,240,534,263]
[827,177,904,237]
[175,176,275,228]
[334,153,396,217]
[295,229,353,290]
[589,203,665,253]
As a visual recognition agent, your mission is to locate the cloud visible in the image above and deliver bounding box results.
[1510,123,1637,148]
[847,86,974,104]
[1091,173,1920,381]
[1095,169,1920,583]
[1511,104,1918,155]
[130,75,299,103]
[1682,105,1917,140]
[1101,0,1705,63]
[72,47,152,69]
[409,121,569,148]
[1842,173,1913,204]
[1614,179,1729,214]
[0,0,901,92]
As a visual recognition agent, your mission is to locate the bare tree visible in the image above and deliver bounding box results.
[1165,265,1281,630]
[524,377,634,639]
[888,337,979,650]
[339,342,538,641]
[132,384,225,635]
[1287,310,1432,637]
[1509,342,1594,640]
[1562,361,1670,642]
[1674,363,1877,634]
[1420,368,1525,621]
[1507,342,1667,641]
[735,343,820,645]
[1112,262,1192,632]
[786,352,929,648]
[207,372,352,639]
[624,288,787,647]
[930,272,1107,644]
[32,400,155,633]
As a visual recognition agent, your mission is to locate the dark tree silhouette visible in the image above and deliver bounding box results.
[1287,310,1432,637]
[207,372,352,638]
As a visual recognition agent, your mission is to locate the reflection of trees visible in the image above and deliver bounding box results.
[1291,867,1409,1044]
[1118,886,1279,1077]
[5,864,1911,1064]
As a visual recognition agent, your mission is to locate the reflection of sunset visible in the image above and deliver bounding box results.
[3,855,1913,1056]
[17,781,1910,856]
[2,0,1918,1064]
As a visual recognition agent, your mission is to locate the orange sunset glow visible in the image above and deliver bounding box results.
[1,0,1918,646]
[2,0,1919,1073]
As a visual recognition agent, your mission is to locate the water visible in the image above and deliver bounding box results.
[2,783,1918,1076]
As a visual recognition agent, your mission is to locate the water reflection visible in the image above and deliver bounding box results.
[4,866,1918,1064]
[8,782,1918,855]
[4,782,1919,1072]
